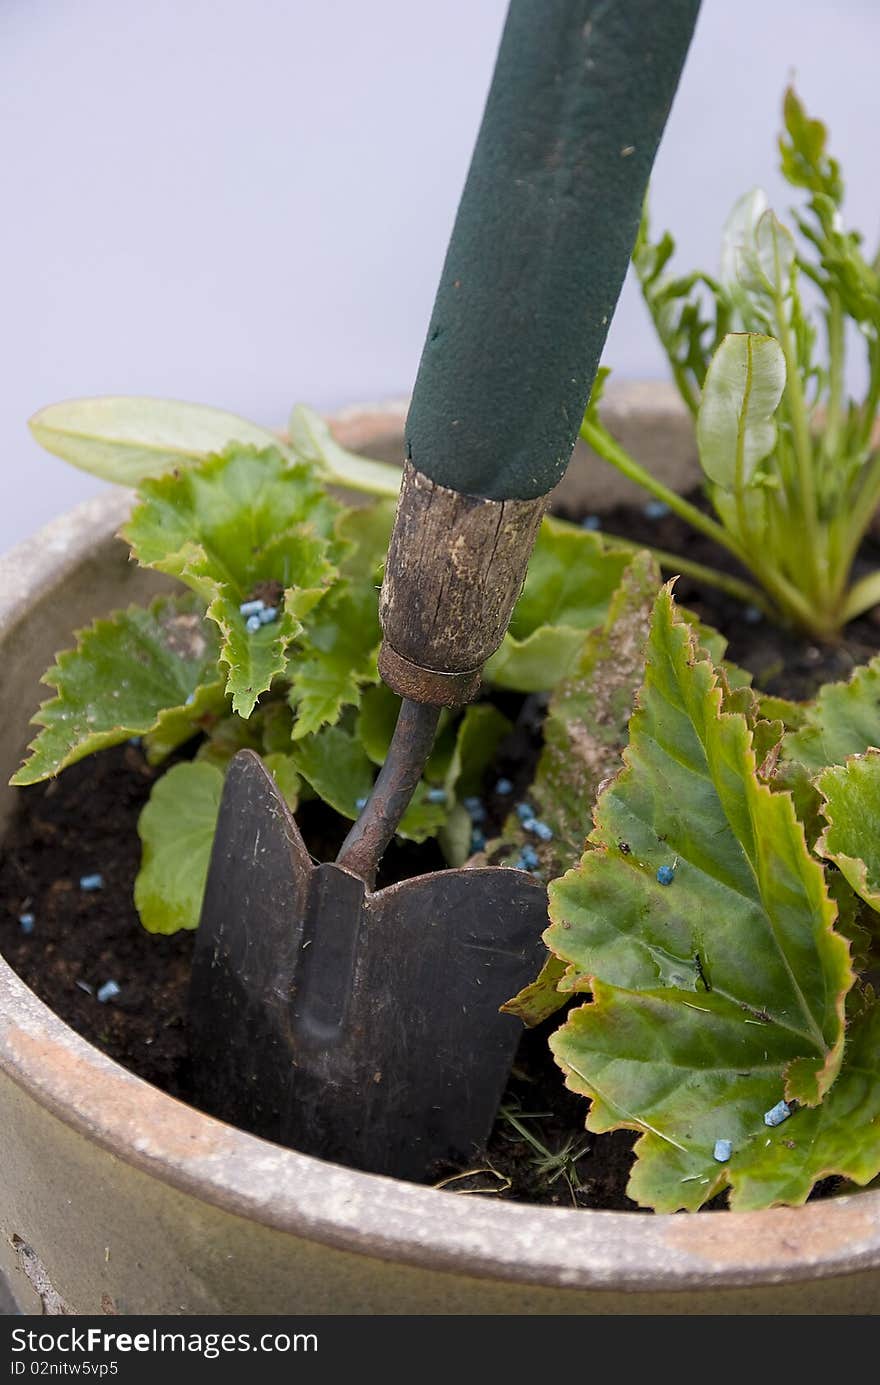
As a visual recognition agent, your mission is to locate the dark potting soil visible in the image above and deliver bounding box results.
[1,496,877,1211]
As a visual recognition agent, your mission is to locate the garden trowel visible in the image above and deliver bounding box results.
[189,0,700,1181]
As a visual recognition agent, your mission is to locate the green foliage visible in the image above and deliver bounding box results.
[782,653,880,771]
[124,445,339,718]
[540,587,859,1210]
[28,397,281,485]
[135,761,225,933]
[484,519,630,691]
[287,582,381,740]
[12,594,226,784]
[586,87,880,641]
[817,750,880,914]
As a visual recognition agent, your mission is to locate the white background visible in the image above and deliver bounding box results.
[3,0,879,553]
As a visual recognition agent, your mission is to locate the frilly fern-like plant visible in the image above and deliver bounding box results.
[582,89,880,640]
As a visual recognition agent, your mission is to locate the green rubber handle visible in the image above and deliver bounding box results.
[406,0,700,500]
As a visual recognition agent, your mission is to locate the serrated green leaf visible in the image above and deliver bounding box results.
[291,725,374,820]
[485,519,630,692]
[545,586,854,1210]
[500,551,660,884]
[12,594,225,785]
[288,582,380,739]
[783,654,880,771]
[30,396,280,485]
[501,553,659,1025]
[288,404,401,498]
[724,999,880,1209]
[817,750,880,913]
[124,445,339,717]
[135,761,224,933]
[697,334,786,490]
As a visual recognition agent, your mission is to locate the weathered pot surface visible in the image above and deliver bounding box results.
[1,389,878,1316]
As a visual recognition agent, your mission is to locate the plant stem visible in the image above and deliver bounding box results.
[824,292,845,461]
[579,418,750,566]
[595,531,770,612]
[771,262,822,595]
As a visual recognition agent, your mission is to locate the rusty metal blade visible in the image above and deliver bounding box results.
[189,749,548,1181]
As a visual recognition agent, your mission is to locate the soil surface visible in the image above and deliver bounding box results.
[2,497,877,1211]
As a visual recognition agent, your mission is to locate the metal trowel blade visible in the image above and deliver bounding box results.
[189,749,548,1182]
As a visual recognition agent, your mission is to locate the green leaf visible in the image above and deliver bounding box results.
[356,683,402,765]
[779,87,843,205]
[12,594,225,785]
[545,586,854,1210]
[396,784,449,843]
[502,955,570,1027]
[335,499,395,580]
[442,703,512,801]
[501,551,660,882]
[722,998,880,1209]
[288,404,401,499]
[501,553,661,1024]
[135,761,224,934]
[485,519,629,692]
[29,396,280,485]
[288,581,381,739]
[291,725,374,820]
[261,752,302,811]
[697,333,786,490]
[719,189,770,298]
[124,445,339,717]
[817,750,880,914]
[633,205,728,415]
[783,654,880,771]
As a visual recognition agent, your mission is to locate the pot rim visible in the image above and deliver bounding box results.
[2,412,879,1297]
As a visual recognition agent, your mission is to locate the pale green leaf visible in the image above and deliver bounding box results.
[12,594,224,785]
[124,446,339,717]
[817,750,880,913]
[719,189,770,294]
[697,333,786,490]
[30,396,280,485]
[135,761,224,934]
[485,519,629,692]
[335,499,395,579]
[783,654,880,771]
[546,587,854,1211]
[288,404,401,498]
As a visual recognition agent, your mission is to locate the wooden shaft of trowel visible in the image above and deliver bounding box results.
[379,0,700,705]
